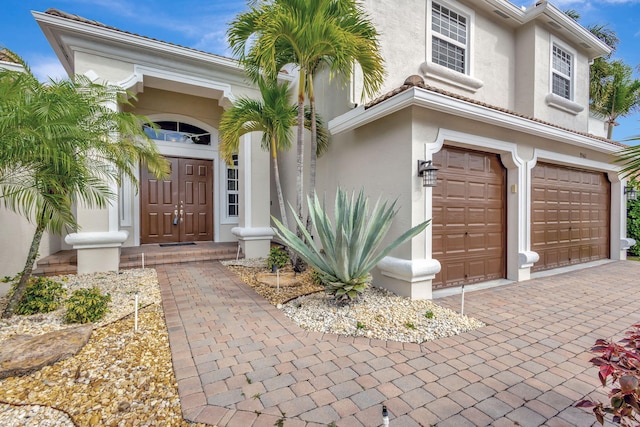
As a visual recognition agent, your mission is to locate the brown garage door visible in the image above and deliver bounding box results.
[432,146,506,289]
[531,163,609,272]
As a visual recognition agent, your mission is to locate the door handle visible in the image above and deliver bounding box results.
[173,210,179,226]
[179,209,184,222]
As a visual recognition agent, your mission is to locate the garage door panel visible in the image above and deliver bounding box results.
[444,261,466,283]
[486,232,503,249]
[468,208,487,225]
[531,163,609,272]
[445,180,467,199]
[487,184,503,201]
[433,146,506,289]
[444,207,466,226]
[467,233,486,250]
[487,209,503,226]
[468,182,486,200]
[443,234,466,253]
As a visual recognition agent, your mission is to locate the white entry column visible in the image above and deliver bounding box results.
[232,133,274,258]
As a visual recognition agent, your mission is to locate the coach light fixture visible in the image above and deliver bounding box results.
[625,186,638,201]
[418,160,438,187]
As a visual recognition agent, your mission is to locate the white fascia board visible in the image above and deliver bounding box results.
[32,11,75,76]
[0,61,25,72]
[480,1,610,58]
[521,3,610,58]
[481,0,527,22]
[328,87,620,154]
[32,11,245,76]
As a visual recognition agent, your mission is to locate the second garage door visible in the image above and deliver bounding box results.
[531,163,610,272]
[432,146,506,289]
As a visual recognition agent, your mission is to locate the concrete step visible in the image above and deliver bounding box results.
[33,242,240,276]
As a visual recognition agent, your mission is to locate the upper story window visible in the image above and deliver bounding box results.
[144,121,212,145]
[552,44,573,100]
[422,0,482,93]
[431,2,468,74]
[545,38,583,115]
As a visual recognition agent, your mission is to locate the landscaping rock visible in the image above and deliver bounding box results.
[255,271,300,288]
[0,325,92,379]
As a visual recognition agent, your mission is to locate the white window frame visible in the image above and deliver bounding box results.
[430,0,469,74]
[223,154,240,223]
[423,0,483,92]
[550,39,574,101]
[545,36,583,115]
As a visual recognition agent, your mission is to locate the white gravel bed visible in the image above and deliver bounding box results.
[0,269,160,342]
[280,286,484,343]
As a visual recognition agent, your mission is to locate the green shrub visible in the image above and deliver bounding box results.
[15,277,66,315]
[64,287,111,324]
[273,188,430,303]
[267,246,289,270]
[425,310,434,319]
[628,199,640,256]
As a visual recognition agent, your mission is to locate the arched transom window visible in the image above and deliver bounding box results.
[144,121,212,145]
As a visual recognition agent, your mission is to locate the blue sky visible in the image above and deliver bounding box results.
[1,0,639,141]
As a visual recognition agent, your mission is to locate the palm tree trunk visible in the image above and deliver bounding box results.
[2,215,46,318]
[293,69,307,271]
[272,136,289,231]
[296,69,306,226]
[306,73,318,234]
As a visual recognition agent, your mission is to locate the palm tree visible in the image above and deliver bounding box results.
[228,0,385,227]
[591,60,640,139]
[219,78,296,231]
[218,77,328,232]
[0,53,169,318]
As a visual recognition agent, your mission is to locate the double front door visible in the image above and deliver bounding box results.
[140,157,213,244]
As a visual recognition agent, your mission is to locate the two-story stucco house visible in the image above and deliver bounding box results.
[307,0,633,298]
[2,1,631,299]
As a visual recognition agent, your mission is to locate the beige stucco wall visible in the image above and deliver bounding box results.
[0,209,61,277]
[126,87,224,127]
[318,109,418,259]
[356,0,596,135]
[74,51,135,83]
[361,0,516,107]
[514,23,537,117]
[528,27,590,131]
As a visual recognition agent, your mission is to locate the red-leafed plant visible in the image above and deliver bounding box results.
[577,323,640,426]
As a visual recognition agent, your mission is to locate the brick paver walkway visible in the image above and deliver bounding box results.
[156,261,639,426]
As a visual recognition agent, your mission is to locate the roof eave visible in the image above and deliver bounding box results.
[328,87,620,154]
[32,10,246,77]
[481,1,610,60]
[0,60,26,73]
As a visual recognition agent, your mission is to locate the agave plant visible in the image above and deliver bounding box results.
[272,188,430,303]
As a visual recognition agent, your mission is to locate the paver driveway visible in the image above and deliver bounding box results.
[156,260,639,426]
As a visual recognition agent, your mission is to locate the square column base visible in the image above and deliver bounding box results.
[231,227,274,259]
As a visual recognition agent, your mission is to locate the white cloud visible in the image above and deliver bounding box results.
[29,56,68,82]
[193,30,230,55]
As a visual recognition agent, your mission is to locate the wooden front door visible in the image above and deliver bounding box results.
[141,157,213,244]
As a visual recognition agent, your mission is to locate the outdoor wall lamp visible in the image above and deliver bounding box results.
[625,186,638,201]
[418,160,438,187]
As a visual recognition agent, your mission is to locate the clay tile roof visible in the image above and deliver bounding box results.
[44,8,234,62]
[0,48,20,64]
[365,74,625,148]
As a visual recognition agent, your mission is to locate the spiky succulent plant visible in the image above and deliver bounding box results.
[273,188,430,303]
